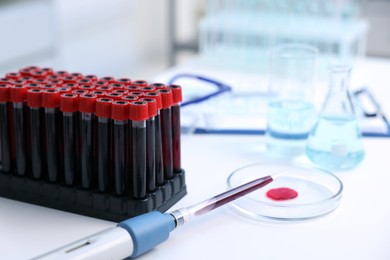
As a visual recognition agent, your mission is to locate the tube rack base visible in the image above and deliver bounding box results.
[0,168,186,222]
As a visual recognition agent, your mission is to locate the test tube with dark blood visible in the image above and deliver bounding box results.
[168,84,183,172]
[129,101,149,199]
[158,89,174,180]
[79,94,97,189]
[60,93,79,185]
[111,100,129,196]
[42,89,63,182]
[140,98,157,192]
[121,95,138,185]
[27,89,45,179]
[96,98,113,192]
[0,84,11,173]
[143,91,164,185]
[9,85,29,176]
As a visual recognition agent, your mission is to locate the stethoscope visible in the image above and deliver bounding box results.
[167,73,232,107]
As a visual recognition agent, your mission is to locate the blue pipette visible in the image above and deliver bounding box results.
[33,175,273,259]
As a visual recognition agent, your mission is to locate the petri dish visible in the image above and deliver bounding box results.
[227,162,343,221]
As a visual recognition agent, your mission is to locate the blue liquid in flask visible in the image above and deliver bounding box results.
[305,65,365,170]
[306,115,365,170]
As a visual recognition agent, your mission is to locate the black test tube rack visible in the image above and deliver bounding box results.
[0,67,186,222]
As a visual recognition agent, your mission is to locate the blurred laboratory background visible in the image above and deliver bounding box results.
[0,0,389,79]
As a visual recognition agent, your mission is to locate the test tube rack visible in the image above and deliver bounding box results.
[0,66,186,222]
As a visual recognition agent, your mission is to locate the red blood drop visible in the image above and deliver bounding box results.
[266,187,298,201]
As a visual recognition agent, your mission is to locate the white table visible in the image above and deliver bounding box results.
[1,134,390,260]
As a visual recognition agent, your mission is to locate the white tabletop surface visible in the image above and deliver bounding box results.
[1,57,390,259]
[1,134,390,260]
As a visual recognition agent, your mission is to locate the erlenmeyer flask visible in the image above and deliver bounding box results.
[306,65,364,170]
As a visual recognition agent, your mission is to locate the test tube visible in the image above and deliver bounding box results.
[27,89,45,179]
[140,98,158,192]
[143,91,164,186]
[79,94,97,189]
[42,89,62,182]
[158,89,174,180]
[10,84,29,176]
[60,93,79,185]
[131,80,148,87]
[129,101,149,199]
[0,84,11,173]
[95,98,113,192]
[111,100,129,196]
[168,84,183,172]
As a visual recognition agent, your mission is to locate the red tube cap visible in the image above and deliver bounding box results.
[0,84,11,102]
[84,75,98,82]
[69,72,83,79]
[116,78,132,85]
[40,68,54,75]
[158,89,173,108]
[77,78,92,85]
[168,84,183,104]
[94,81,109,87]
[140,98,157,117]
[72,89,89,95]
[125,85,140,91]
[96,98,113,118]
[121,95,138,102]
[132,80,148,87]
[42,89,61,108]
[30,70,48,79]
[150,82,166,90]
[143,91,162,110]
[111,100,129,121]
[10,85,28,103]
[0,78,14,84]
[6,72,21,80]
[63,75,78,83]
[109,83,125,89]
[56,71,69,77]
[79,94,97,113]
[99,76,115,83]
[140,86,155,92]
[27,89,42,108]
[60,93,79,112]
[106,92,124,100]
[90,90,107,98]
[129,101,149,121]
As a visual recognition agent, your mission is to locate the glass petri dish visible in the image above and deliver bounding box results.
[227,162,343,221]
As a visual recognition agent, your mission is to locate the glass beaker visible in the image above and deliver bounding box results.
[265,44,318,156]
[306,65,365,170]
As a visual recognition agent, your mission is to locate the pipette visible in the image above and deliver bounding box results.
[33,175,273,260]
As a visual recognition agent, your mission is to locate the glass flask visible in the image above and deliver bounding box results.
[306,65,365,170]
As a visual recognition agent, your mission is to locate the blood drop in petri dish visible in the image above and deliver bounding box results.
[266,187,298,201]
